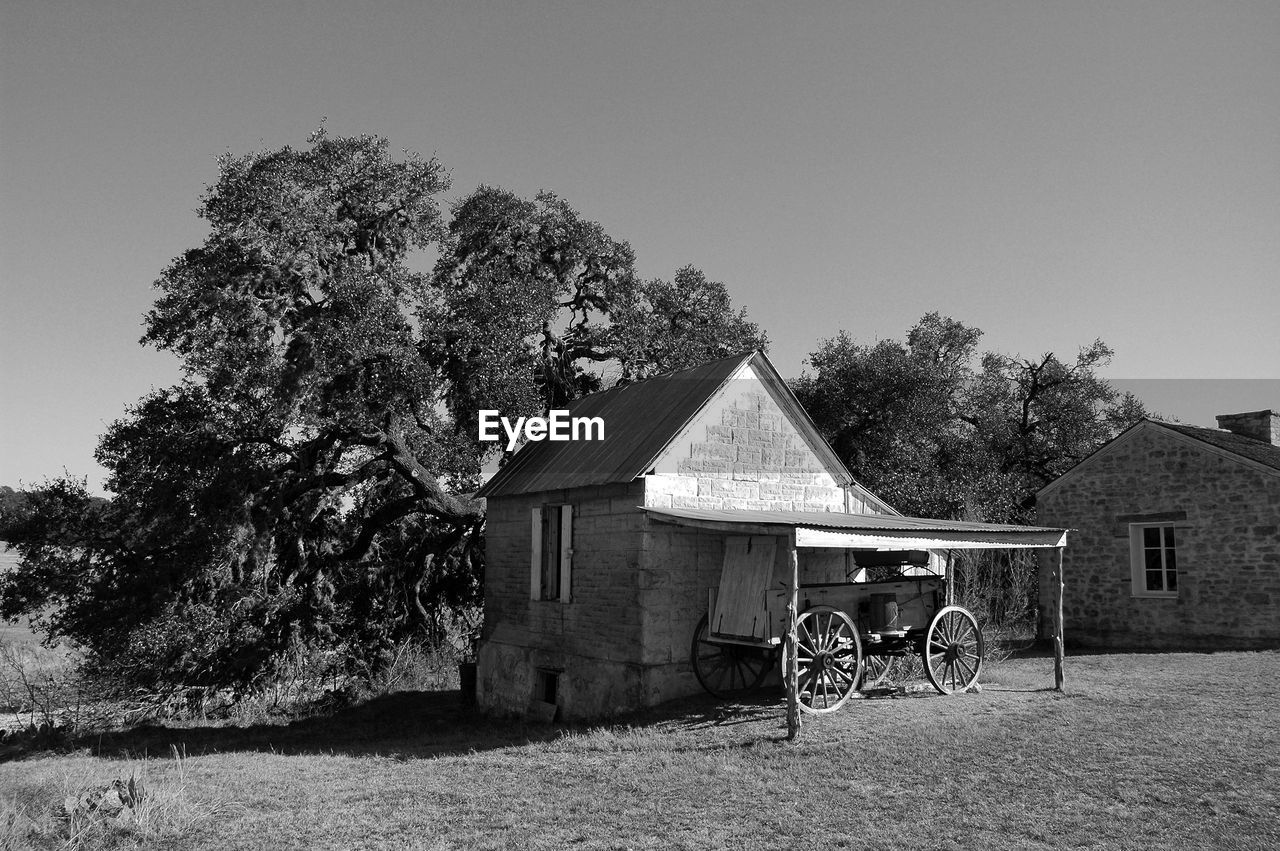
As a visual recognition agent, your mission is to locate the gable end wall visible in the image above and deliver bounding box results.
[1038,426,1280,649]
[645,384,847,512]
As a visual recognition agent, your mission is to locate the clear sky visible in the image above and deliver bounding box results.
[2,1,1278,493]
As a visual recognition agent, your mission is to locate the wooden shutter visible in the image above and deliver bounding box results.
[530,507,542,601]
[558,505,573,603]
[711,535,777,640]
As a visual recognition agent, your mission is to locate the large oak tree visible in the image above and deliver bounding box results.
[0,132,766,695]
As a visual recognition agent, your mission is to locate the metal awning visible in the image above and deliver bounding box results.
[644,506,1070,735]
[641,506,1068,550]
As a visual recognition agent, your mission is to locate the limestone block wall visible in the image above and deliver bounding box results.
[644,388,846,513]
[477,480,653,719]
[634,523,733,704]
[1038,427,1280,650]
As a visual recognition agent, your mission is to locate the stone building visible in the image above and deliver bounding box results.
[473,351,898,719]
[1036,410,1280,650]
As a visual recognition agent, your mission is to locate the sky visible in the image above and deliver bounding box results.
[2,0,1278,493]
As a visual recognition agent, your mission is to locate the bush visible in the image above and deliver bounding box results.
[953,549,1039,658]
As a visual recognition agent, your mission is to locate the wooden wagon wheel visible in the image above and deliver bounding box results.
[784,606,863,714]
[690,614,773,699]
[860,653,896,689]
[923,605,985,695]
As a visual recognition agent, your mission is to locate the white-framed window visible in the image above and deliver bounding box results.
[1129,523,1178,598]
[531,505,572,601]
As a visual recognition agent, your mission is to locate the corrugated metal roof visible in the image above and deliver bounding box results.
[640,506,1064,535]
[477,352,755,497]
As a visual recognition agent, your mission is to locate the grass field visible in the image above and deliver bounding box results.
[1,651,1278,850]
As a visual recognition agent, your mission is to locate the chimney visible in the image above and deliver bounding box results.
[1215,409,1280,446]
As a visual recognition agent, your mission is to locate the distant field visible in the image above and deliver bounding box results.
[0,546,58,650]
[0,617,44,649]
[1,651,1277,850]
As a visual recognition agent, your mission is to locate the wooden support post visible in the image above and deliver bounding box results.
[785,531,800,740]
[1054,545,1065,691]
[944,549,955,607]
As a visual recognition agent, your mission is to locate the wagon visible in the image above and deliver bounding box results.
[690,545,984,713]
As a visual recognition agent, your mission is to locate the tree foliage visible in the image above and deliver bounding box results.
[423,188,766,417]
[0,486,30,527]
[0,132,766,696]
[794,313,1148,522]
[610,266,768,382]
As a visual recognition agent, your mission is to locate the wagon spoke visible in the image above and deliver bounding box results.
[800,668,818,700]
[860,654,893,689]
[800,620,818,652]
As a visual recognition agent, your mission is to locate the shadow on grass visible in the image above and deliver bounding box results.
[21,659,1075,763]
[64,689,801,762]
[75,690,561,761]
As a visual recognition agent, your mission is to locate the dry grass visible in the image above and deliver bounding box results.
[0,745,231,850]
[1,650,1277,850]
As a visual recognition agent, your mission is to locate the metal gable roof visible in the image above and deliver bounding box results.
[476,350,855,498]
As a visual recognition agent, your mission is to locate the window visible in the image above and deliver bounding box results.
[1130,523,1178,597]
[535,669,560,705]
[531,505,572,601]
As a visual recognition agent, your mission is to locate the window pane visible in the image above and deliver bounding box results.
[1143,527,1161,547]
[1164,527,1175,548]
[1167,569,1177,591]
[1146,570,1163,591]
[1145,550,1162,571]
[1165,549,1176,572]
